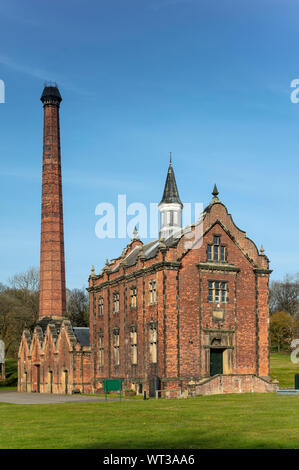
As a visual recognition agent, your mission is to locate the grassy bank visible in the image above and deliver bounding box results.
[0,352,298,449]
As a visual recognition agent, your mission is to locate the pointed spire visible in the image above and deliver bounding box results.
[159,155,183,207]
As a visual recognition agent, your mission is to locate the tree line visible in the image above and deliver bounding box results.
[1,267,298,358]
[0,267,89,358]
[269,274,299,352]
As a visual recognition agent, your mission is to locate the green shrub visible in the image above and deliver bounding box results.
[0,358,18,388]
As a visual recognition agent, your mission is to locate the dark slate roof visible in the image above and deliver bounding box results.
[110,237,179,273]
[73,327,90,347]
[159,161,183,207]
[36,316,63,334]
[40,85,62,103]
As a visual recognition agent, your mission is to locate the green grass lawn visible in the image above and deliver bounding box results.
[1,394,299,449]
[1,352,299,449]
[270,352,299,388]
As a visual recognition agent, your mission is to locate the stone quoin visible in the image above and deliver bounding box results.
[18,86,278,396]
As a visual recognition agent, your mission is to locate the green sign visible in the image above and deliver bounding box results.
[104,379,123,401]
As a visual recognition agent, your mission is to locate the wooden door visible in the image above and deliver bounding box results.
[210,349,223,376]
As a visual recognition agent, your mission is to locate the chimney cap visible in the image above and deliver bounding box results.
[41,82,62,104]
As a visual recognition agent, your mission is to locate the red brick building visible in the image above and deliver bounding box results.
[18,85,278,396]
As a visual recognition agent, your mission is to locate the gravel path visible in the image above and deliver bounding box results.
[0,390,125,404]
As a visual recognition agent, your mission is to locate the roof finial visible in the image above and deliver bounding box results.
[90,265,96,278]
[169,152,172,164]
[138,244,146,260]
[133,226,139,240]
[103,259,110,272]
[260,244,265,254]
[211,184,220,204]
[212,184,219,197]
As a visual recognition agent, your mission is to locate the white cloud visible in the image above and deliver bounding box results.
[0,54,93,96]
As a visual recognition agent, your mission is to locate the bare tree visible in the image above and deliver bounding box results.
[66,288,89,327]
[9,266,39,292]
[269,274,299,318]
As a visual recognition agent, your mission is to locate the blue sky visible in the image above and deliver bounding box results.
[0,0,298,288]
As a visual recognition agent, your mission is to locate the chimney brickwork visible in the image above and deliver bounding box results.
[39,86,66,319]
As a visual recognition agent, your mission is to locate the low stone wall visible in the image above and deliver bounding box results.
[188,374,279,396]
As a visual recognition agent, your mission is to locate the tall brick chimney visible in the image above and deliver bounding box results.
[38,84,66,319]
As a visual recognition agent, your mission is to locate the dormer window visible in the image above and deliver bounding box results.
[214,236,220,245]
[207,236,226,262]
